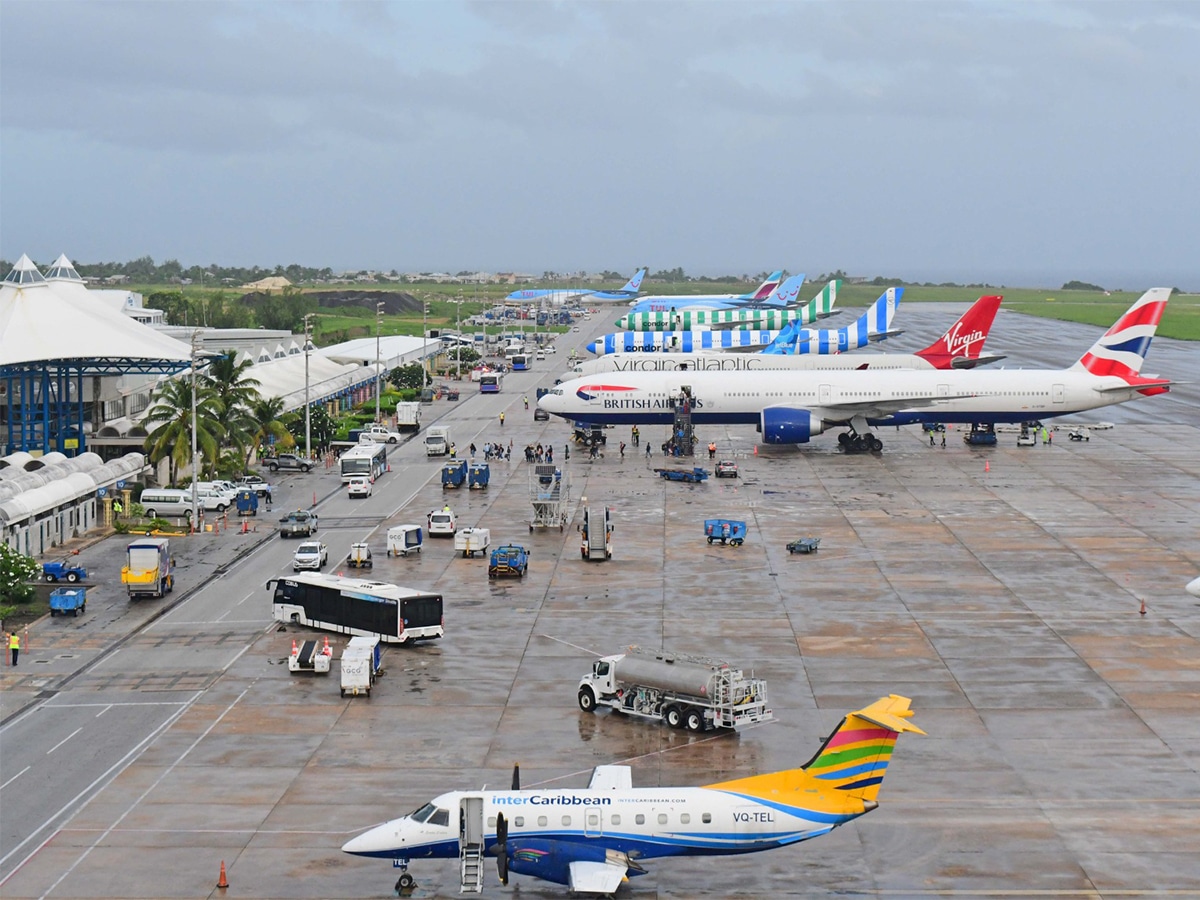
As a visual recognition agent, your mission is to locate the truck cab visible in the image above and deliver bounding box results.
[579,655,620,700]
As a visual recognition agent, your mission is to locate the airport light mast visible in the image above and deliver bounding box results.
[375,300,384,423]
[303,313,313,460]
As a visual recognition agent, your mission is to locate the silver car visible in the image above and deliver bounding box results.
[292,541,328,571]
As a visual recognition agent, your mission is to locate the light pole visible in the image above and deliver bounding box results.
[303,313,313,460]
[456,297,461,376]
[375,301,385,423]
[190,330,201,527]
[422,296,429,386]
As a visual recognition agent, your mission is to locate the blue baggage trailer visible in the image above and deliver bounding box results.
[236,488,259,516]
[704,519,747,546]
[489,544,530,578]
[442,460,468,489]
[656,467,710,484]
[469,463,490,489]
[49,586,88,617]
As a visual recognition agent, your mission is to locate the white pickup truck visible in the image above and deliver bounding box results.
[359,424,404,444]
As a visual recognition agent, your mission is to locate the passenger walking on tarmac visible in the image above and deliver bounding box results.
[546,447,553,464]
[8,630,20,667]
[469,443,477,459]
[619,441,626,458]
[589,442,599,460]
[645,443,652,459]
[564,443,570,461]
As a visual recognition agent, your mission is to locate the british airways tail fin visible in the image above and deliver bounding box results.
[1070,288,1171,377]
[913,295,1003,369]
[743,270,783,300]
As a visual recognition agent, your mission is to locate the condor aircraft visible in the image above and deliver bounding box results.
[343,694,923,895]
[625,270,792,314]
[570,294,1004,377]
[507,268,647,306]
[587,286,898,357]
[617,278,833,331]
[540,288,1172,454]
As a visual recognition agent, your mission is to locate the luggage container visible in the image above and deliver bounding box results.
[704,519,747,546]
[468,463,490,489]
[346,542,374,569]
[236,488,259,516]
[340,635,381,698]
[386,525,423,556]
[49,586,87,617]
[442,460,468,489]
[454,527,491,558]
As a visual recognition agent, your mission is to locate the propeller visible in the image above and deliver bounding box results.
[495,812,509,885]
[511,763,521,791]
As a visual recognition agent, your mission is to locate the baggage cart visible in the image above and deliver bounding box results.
[42,561,87,583]
[454,527,491,558]
[340,635,381,698]
[49,586,87,617]
[529,464,570,532]
[442,460,468,489]
[704,519,747,546]
[236,488,259,516]
[488,544,530,578]
[468,463,490,489]
[656,466,710,483]
[386,524,423,556]
[786,537,821,554]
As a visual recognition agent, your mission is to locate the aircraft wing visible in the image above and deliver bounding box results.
[588,765,632,791]
[951,353,1006,368]
[810,392,977,421]
[569,860,628,894]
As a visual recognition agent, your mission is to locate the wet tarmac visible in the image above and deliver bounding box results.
[1,303,1198,899]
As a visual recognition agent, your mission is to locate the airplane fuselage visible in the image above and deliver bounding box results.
[569,352,943,376]
[539,368,1165,430]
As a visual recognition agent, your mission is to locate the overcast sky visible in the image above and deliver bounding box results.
[2,1,1197,289]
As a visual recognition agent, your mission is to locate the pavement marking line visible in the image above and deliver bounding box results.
[45,728,83,756]
[41,701,188,710]
[33,686,252,900]
[0,766,31,791]
[535,633,603,656]
[92,705,113,718]
[0,691,200,878]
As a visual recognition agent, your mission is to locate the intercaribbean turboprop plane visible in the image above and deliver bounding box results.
[343,694,924,895]
[506,268,647,305]
[616,277,832,331]
[568,294,1004,376]
[540,288,1172,454]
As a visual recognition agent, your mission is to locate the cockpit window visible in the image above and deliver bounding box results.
[409,802,437,823]
[429,807,449,827]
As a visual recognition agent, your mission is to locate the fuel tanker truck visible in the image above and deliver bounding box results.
[576,646,772,732]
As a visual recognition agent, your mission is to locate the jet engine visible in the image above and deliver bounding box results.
[760,407,827,444]
[504,838,623,886]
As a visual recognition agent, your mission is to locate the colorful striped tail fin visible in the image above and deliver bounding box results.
[1071,288,1171,377]
[809,279,841,318]
[760,273,806,307]
[745,270,784,299]
[801,694,925,802]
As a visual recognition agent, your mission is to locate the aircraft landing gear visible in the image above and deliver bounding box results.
[837,431,883,453]
[394,861,416,896]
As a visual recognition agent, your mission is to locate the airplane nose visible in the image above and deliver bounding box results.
[342,822,399,856]
[586,340,597,354]
[537,392,561,414]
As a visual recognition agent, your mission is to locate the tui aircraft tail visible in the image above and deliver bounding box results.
[913,295,1003,369]
[743,270,784,300]
[800,694,925,802]
[617,267,647,295]
[1070,287,1171,378]
[758,273,806,308]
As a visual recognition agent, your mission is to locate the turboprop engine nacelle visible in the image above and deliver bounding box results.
[760,408,827,444]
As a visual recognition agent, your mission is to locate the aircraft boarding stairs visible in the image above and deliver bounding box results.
[459,795,486,893]
[672,385,696,456]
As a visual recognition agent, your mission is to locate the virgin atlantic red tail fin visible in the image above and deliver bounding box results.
[914,295,1003,369]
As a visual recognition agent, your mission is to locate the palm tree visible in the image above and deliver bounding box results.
[143,377,224,485]
[203,351,262,464]
[247,396,294,465]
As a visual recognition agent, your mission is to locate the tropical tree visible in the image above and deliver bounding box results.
[0,544,39,616]
[388,363,431,392]
[285,404,335,456]
[203,351,262,462]
[248,396,294,463]
[142,377,224,485]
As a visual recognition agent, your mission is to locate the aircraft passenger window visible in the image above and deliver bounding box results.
[587,813,599,826]
[658,813,668,825]
[538,816,547,827]
[430,808,449,827]
[702,813,712,823]
[610,814,621,825]
[488,816,496,827]
[635,814,645,825]
[680,813,691,824]
[561,815,571,827]
[514,817,524,827]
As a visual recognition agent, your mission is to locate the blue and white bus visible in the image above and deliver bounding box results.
[510,353,530,371]
[479,372,503,393]
[338,443,387,483]
[269,572,443,644]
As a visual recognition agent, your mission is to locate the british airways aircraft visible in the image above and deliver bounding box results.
[569,294,1004,377]
[540,288,1173,454]
[625,270,793,314]
[343,694,923,895]
[506,268,647,305]
[587,286,898,357]
[616,277,830,331]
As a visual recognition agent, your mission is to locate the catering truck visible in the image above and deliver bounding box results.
[121,538,174,599]
[576,646,772,732]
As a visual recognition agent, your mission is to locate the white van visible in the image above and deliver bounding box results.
[191,483,235,512]
[139,489,194,520]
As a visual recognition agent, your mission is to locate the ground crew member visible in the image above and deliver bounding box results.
[708,441,717,459]
[442,504,451,513]
[499,412,505,427]
[930,431,936,447]
[941,432,946,448]
[113,499,123,518]
[632,426,639,446]
[8,631,19,667]
[523,396,529,410]
[449,443,457,458]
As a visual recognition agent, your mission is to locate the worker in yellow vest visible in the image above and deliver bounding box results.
[8,630,20,667]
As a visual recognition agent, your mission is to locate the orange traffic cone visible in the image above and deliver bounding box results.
[984,460,990,472]
[1139,598,1147,616]
[753,445,758,456]
[217,860,229,889]
[291,638,297,655]
[322,635,332,655]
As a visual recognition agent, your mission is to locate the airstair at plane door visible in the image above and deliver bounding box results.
[672,385,696,456]
[459,795,485,893]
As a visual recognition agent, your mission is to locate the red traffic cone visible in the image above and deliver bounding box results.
[291,638,297,655]
[217,860,229,889]
[984,460,990,472]
[1139,598,1147,616]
